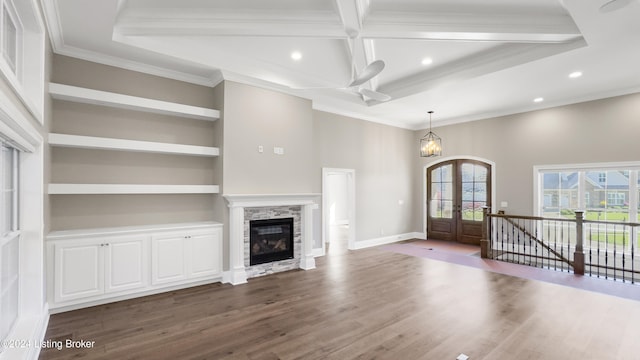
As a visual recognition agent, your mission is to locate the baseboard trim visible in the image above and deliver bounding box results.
[49,277,222,314]
[29,303,50,360]
[312,248,324,257]
[0,303,50,360]
[412,231,427,240]
[353,232,422,250]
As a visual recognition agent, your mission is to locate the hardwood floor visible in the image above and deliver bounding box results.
[40,243,640,359]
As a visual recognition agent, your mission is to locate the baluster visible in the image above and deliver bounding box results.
[501,217,505,260]
[597,222,601,278]
[517,218,521,264]
[549,220,553,270]
[511,219,515,263]
[528,218,533,267]
[622,225,627,282]
[605,223,609,280]
[632,225,636,284]
[589,225,593,276]
[531,220,540,267]
[559,220,563,271]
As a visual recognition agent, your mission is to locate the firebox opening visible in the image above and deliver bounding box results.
[250,217,294,266]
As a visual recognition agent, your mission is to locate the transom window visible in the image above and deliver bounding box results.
[1,1,20,76]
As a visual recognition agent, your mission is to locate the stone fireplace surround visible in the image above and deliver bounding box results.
[224,194,319,285]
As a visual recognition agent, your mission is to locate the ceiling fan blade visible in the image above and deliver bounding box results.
[348,60,385,87]
[600,0,633,12]
[359,88,391,102]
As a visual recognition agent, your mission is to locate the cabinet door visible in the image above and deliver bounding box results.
[187,229,222,279]
[104,236,148,293]
[54,241,104,303]
[151,235,186,285]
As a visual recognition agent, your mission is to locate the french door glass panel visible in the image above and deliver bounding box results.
[431,164,453,219]
[461,163,487,221]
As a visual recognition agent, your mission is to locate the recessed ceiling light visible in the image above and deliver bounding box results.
[533,97,544,103]
[569,71,583,79]
[291,51,302,61]
[421,57,433,66]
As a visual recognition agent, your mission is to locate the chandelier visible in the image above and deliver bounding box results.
[420,111,442,157]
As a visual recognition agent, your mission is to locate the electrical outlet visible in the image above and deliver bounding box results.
[258,145,264,153]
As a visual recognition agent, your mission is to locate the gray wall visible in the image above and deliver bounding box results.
[313,110,416,241]
[413,92,640,232]
[222,81,315,194]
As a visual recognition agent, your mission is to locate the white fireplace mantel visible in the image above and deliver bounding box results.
[223,193,320,285]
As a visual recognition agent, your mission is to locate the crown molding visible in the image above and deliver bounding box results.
[40,0,216,87]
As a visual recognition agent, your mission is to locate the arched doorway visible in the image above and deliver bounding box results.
[426,159,492,245]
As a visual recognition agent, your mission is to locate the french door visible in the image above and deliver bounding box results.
[427,159,491,245]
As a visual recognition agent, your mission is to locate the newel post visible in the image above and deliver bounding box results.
[573,210,585,275]
[480,206,491,259]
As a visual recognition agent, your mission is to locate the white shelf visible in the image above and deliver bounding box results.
[49,133,219,157]
[49,83,220,121]
[47,221,223,241]
[48,184,220,195]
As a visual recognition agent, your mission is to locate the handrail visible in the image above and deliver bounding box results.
[489,213,576,223]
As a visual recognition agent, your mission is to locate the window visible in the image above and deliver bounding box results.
[0,0,45,123]
[598,172,606,183]
[541,171,578,217]
[537,164,639,222]
[1,3,18,74]
[0,141,18,345]
[607,192,626,207]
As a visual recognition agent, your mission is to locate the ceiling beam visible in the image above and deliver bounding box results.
[377,37,587,103]
[362,11,582,43]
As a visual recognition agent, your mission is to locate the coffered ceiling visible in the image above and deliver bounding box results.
[41,0,640,129]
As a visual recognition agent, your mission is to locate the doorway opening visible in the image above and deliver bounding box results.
[322,168,356,254]
[425,158,493,245]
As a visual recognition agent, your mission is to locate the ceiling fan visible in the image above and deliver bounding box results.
[599,0,635,12]
[289,59,391,102]
[289,30,391,103]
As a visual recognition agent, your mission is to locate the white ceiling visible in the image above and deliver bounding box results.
[41,0,640,129]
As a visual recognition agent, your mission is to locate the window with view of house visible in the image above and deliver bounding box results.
[537,165,639,222]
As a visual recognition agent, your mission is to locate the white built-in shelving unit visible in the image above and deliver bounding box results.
[47,81,223,311]
[48,82,221,195]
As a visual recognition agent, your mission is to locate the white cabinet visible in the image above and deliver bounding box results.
[54,235,147,303]
[104,238,148,293]
[47,222,223,312]
[152,228,222,285]
[189,231,222,278]
[152,235,187,284]
[54,240,104,302]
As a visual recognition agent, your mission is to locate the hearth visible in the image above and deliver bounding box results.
[249,218,294,265]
